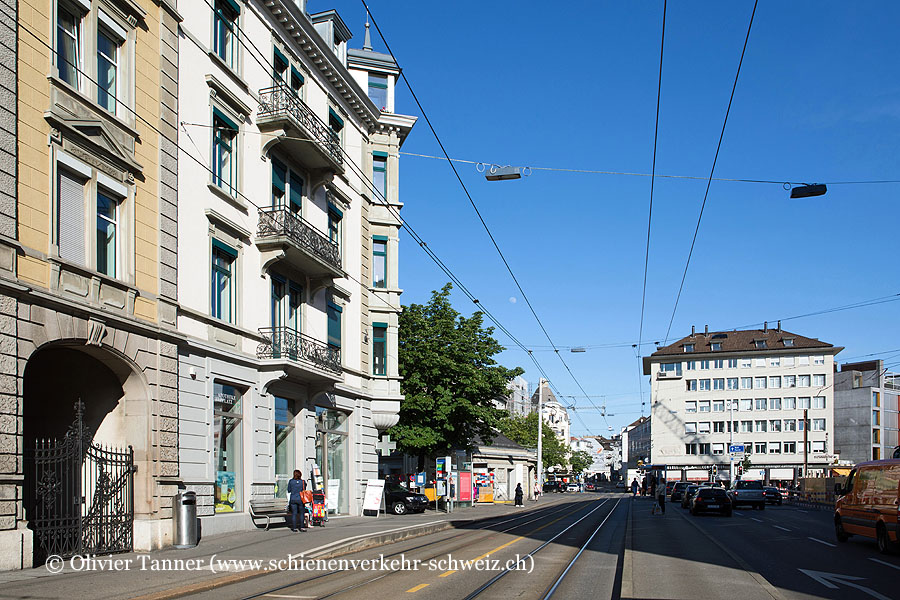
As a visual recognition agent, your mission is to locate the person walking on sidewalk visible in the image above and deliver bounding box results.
[631,478,639,497]
[514,483,524,507]
[655,477,667,515]
[288,470,308,532]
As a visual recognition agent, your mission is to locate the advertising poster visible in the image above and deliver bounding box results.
[326,478,340,512]
[216,471,236,512]
[459,471,472,502]
[362,479,385,516]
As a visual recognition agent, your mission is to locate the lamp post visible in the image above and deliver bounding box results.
[537,378,543,493]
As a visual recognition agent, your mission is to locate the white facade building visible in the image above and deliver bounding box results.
[176,0,414,534]
[532,381,570,443]
[643,325,842,484]
[570,436,620,479]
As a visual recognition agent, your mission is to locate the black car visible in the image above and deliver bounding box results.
[681,484,701,509]
[385,482,429,515]
[543,481,562,493]
[763,487,783,505]
[691,487,732,516]
[670,481,689,502]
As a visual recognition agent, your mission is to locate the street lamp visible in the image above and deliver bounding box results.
[485,165,522,181]
[790,183,827,198]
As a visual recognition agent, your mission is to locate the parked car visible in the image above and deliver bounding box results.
[670,481,689,502]
[543,481,562,493]
[384,482,429,515]
[665,480,677,495]
[691,487,733,517]
[728,480,766,510]
[615,481,626,489]
[764,487,783,505]
[566,483,580,493]
[585,483,596,492]
[834,459,900,553]
[681,485,701,509]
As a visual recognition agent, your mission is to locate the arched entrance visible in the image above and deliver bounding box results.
[23,343,148,563]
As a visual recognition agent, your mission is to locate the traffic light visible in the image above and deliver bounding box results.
[737,464,743,477]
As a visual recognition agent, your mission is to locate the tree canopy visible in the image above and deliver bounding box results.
[497,411,568,470]
[391,284,523,462]
[569,450,594,474]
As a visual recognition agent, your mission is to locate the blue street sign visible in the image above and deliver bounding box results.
[729,444,745,454]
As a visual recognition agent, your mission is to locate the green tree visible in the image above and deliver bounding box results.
[392,284,523,466]
[569,450,594,475]
[498,412,568,470]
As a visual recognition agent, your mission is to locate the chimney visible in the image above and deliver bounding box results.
[777,320,781,331]
[691,325,695,337]
[763,321,768,333]
[704,324,708,335]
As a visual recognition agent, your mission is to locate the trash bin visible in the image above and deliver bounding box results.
[173,490,198,548]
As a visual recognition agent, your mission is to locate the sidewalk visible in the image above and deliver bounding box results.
[621,496,780,600]
[0,499,555,600]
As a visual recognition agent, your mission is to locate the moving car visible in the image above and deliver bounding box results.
[691,487,733,517]
[615,481,626,489]
[565,483,580,493]
[728,480,766,510]
[384,482,429,515]
[665,480,677,495]
[834,459,900,553]
[670,481,689,502]
[681,485,700,509]
[543,481,562,493]
[584,483,596,492]
[764,487,783,505]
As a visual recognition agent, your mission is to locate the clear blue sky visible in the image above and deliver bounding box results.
[321,1,900,435]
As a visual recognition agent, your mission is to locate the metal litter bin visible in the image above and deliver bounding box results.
[173,490,198,548]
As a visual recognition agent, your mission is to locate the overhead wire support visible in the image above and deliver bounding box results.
[361,0,607,430]
[663,0,760,345]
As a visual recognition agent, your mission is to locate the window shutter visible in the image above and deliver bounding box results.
[57,169,85,265]
[289,174,303,211]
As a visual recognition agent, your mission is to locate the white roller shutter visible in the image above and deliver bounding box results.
[57,169,85,265]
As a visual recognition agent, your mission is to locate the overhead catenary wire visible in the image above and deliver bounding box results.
[361,0,608,432]
[663,0,759,345]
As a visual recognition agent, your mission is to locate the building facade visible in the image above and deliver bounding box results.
[495,375,531,416]
[2,0,181,569]
[643,325,842,484]
[531,381,570,443]
[621,415,650,482]
[175,0,415,536]
[834,360,900,465]
[570,436,620,479]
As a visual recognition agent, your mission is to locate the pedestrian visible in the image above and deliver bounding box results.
[514,483,524,507]
[631,478,639,497]
[641,477,647,497]
[656,477,666,515]
[287,469,307,532]
[649,474,657,499]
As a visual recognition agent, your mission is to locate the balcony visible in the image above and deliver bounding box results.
[256,207,342,278]
[257,327,342,377]
[257,85,344,174]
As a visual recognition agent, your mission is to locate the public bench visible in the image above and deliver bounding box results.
[249,497,290,530]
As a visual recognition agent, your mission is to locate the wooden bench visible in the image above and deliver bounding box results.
[249,498,290,530]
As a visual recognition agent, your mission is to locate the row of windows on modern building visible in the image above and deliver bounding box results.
[684,441,827,455]
[684,397,827,412]
[660,355,827,375]
[685,418,827,434]
[685,375,827,392]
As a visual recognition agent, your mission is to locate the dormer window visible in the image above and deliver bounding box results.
[368,73,388,111]
[711,342,722,351]
[683,343,694,353]
[754,340,767,349]
[783,338,795,347]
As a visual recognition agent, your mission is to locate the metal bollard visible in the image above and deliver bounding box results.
[173,490,198,548]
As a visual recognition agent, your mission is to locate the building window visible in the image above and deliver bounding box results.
[784,442,796,453]
[700,360,710,370]
[291,67,304,95]
[799,375,810,387]
[213,0,239,69]
[784,356,795,366]
[686,360,697,371]
[368,73,388,110]
[813,356,825,365]
[799,397,811,409]
[213,110,238,196]
[770,357,780,367]
[813,396,826,409]
[714,359,724,369]
[799,418,805,431]
[211,240,237,323]
[711,342,722,351]
[329,108,344,145]
[57,168,87,265]
[873,392,880,408]
[96,190,118,276]
[755,398,767,411]
[685,401,697,413]
[699,379,711,391]
[739,399,753,411]
[372,236,387,288]
[699,401,711,413]
[713,378,724,391]
[728,358,738,368]
[273,396,295,498]
[57,2,83,88]
[713,400,725,412]
[685,422,697,434]
[754,377,767,390]
[784,419,796,432]
[873,429,880,444]
[754,358,766,368]
[768,398,781,410]
[712,443,724,455]
[755,442,767,453]
[699,443,711,454]
[328,203,342,255]
[686,380,697,392]
[783,338,795,347]
[811,418,826,432]
[271,159,303,213]
[327,301,342,352]
[784,375,796,388]
[798,356,810,366]
[373,323,387,376]
[813,374,826,387]
[769,376,781,389]
[873,447,881,461]
[770,419,782,432]
[741,358,752,368]
[684,343,694,353]
[740,377,752,390]
[214,382,243,513]
[273,47,288,84]
[373,152,387,199]
[784,397,796,410]
[661,362,683,376]
[713,421,725,433]
[754,340,767,349]
[812,440,826,453]
[727,377,739,390]
[698,422,710,434]
[873,410,880,426]
[685,444,697,455]
[769,442,781,454]
[741,421,752,433]
[97,26,121,113]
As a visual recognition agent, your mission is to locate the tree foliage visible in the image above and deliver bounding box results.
[569,450,594,474]
[391,284,523,462]
[497,412,568,469]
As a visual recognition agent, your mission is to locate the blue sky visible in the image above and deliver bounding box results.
[321,1,900,435]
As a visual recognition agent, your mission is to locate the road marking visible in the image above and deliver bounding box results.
[733,510,744,516]
[406,584,430,593]
[808,537,836,547]
[868,558,900,571]
[263,596,318,599]
[799,569,891,600]
[750,517,763,522]
[792,509,808,513]
[773,525,791,532]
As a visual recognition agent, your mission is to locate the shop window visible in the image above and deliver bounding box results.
[315,406,348,514]
[274,396,295,498]
[214,382,243,513]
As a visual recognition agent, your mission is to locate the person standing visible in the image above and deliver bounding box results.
[287,470,307,532]
[514,483,524,507]
[656,477,667,515]
[631,478,639,497]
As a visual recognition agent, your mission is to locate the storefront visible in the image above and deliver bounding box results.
[274,396,297,498]
[214,382,244,513]
[315,406,349,514]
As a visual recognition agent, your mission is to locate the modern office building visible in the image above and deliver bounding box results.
[175,1,414,537]
[643,324,842,483]
[834,360,900,464]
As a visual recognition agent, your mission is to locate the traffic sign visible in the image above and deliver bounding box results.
[728,444,745,454]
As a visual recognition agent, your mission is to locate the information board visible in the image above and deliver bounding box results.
[361,479,385,516]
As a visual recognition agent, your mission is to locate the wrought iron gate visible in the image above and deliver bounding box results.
[30,400,135,560]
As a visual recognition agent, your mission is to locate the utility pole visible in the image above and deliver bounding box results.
[803,408,809,479]
[537,378,543,494]
[729,399,734,481]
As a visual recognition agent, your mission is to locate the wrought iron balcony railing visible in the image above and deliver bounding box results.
[257,207,341,271]
[257,85,343,166]
[257,327,341,375]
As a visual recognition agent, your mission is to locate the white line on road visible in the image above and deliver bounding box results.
[773,525,791,532]
[868,558,900,571]
[750,517,763,522]
[791,509,808,513]
[733,511,744,516]
[809,537,836,547]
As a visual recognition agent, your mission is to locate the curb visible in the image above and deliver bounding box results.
[620,497,634,599]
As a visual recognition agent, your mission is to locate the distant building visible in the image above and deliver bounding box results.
[621,416,651,481]
[644,324,842,484]
[834,360,900,464]
[532,381,570,443]
[494,376,532,416]
[570,436,621,479]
